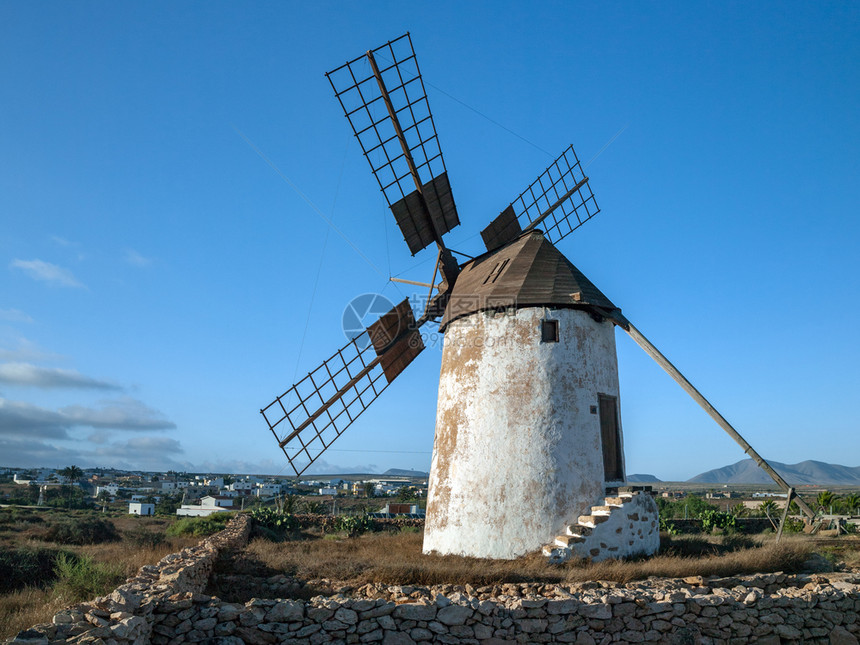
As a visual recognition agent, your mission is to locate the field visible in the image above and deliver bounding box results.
[206,519,860,604]
[242,532,812,587]
[4,503,860,640]
[0,506,199,639]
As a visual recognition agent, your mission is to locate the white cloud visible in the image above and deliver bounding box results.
[0,309,33,323]
[0,399,70,438]
[195,457,287,476]
[90,436,188,471]
[50,236,74,247]
[0,438,77,468]
[123,249,153,267]
[0,436,186,471]
[10,259,84,288]
[0,363,120,390]
[101,436,183,456]
[87,431,112,444]
[0,338,63,362]
[59,397,176,431]
[0,396,175,438]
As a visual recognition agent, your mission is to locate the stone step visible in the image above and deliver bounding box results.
[590,505,613,515]
[604,496,627,507]
[578,514,610,527]
[554,534,585,547]
[567,524,593,537]
[620,485,653,493]
[543,544,573,563]
[605,485,652,496]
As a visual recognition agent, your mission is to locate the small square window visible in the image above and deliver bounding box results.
[541,319,559,343]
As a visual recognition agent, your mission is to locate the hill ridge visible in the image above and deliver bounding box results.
[688,459,860,485]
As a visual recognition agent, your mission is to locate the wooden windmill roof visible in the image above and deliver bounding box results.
[440,230,618,330]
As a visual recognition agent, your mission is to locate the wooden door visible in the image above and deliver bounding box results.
[599,394,623,481]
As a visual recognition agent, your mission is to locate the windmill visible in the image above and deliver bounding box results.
[261,33,815,560]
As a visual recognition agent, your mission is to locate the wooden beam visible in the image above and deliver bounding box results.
[278,353,382,448]
[366,49,445,248]
[522,175,589,234]
[389,277,441,289]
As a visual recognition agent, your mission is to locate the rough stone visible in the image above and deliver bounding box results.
[393,604,437,621]
[436,604,472,626]
[266,600,303,623]
[831,626,860,645]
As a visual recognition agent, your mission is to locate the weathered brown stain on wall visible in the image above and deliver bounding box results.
[425,307,622,559]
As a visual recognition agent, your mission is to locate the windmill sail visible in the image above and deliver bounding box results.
[326,33,460,256]
[261,298,425,476]
[482,145,599,251]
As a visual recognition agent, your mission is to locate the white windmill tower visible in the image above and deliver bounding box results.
[261,33,816,561]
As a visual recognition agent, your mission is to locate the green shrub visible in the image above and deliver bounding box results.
[250,508,299,531]
[165,512,233,537]
[125,527,166,548]
[334,514,374,537]
[43,518,120,545]
[53,553,124,602]
[301,500,328,514]
[700,509,737,534]
[0,548,64,593]
[659,517,679,535]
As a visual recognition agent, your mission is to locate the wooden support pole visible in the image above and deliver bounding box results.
[602,309,817,521]
[776,487,795,542]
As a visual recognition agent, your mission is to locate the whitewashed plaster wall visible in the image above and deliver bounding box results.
[574,493,660,561]
[424,306,624,559]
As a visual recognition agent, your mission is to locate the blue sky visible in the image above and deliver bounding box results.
[1,2,858,480]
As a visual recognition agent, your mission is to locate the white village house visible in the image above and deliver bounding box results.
[176,495,234,518]
[128,502,154,516]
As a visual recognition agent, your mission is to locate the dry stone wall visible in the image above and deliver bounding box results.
[147,574,859,645]
[5,514,251,645]
[6,515,860,645]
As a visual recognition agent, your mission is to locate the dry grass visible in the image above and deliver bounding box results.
[810,536,860,569]
[0,538,197,640]
[77,537,198,579]
[244,531,813,588]
[0,587,66,639]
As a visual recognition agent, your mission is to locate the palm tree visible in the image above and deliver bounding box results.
[816,490,835,513]
[759,499,778,519]
[282,493,298,514]
[59,465,83,507]
[843,493,860,516]
[97,490,111,513]
[59,465,83,484]
[729,503,748,518]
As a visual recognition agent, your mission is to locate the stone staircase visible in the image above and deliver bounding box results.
[543,486,659,563]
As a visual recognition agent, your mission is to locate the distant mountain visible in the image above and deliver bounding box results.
[383,468,429,478]
[628,474,661,483]
[688,459,860,485]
